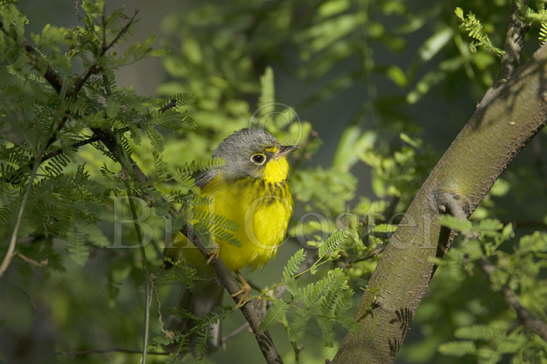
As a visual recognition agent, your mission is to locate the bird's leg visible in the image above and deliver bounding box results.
[231,272,253,308]
[206,244,221,265]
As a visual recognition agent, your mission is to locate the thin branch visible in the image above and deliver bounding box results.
[347,244,386,264]
[14,93,176,181]
[222,322,251,343]
[479,257,547,341]
[0,162,39,278]
[141,275,152,364]
[72,10,139,96]
[184,226,284,364]
[15,251,48,267]
[478,1,530,109]
[158,98,178,113]
[496,0,529,84]
[56,347,169,357]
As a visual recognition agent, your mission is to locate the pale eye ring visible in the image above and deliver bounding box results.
[250,153,266,165]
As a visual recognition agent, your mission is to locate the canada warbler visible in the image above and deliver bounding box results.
[165,127,296,344]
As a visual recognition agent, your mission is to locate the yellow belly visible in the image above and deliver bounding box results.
[168,176,293,271]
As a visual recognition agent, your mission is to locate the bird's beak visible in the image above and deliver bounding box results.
[277,145,299,157]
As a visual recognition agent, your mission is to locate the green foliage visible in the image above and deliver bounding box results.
[1,1,546,364]
[454,7,505,56]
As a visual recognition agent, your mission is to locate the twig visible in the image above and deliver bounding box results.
[141,275,152,364]
[56,347,169,356]
[479,257,547,341]
[159,98,178,113]
[222,322,251,343]
[72,10,139,96]
[22,94,177,176]
[15,251,48,267]
[0,162,39,278]
[348,244,386,264]
[124,125,151,364]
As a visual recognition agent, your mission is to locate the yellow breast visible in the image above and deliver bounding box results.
[170,173,293,271]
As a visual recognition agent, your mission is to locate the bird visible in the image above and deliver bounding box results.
[164,127,297,349]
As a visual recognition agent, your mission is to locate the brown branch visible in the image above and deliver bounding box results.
[15,252,48,267]
[0,23,61,91]
[186,231,284,364]
[56,347,169,357]
[478,2,530,109]
[158,98,178,113]
[72,10,139,96]
[497,0,529,84]
[479,257,547,341]
[0,162,39,278]
[333,44,547,364]
[13,94,177,181]
[222,322,251,343]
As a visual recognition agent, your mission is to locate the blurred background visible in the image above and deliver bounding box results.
[1,0,546,363]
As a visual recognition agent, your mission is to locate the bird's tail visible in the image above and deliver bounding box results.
[168,275,224,354]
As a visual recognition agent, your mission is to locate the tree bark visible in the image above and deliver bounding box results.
[333,45,547,364]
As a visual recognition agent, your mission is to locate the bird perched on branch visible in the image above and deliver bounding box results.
[165,127,296,349]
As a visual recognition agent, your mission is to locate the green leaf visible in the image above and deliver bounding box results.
[419,27,453,61]
[260,300,288,329]
[332,127,376,172]
[318,0,351,19]
[455,325,503,340]
[439,215,472,233]
[182,38,202,64]
[372,224,398,233]
[318,230,350,259]
[66,229,90,266]
[386,66,408,87]
[439,341,476,356]
[282,249,305,281]
[454,7,464,20]
[258,67,275,121]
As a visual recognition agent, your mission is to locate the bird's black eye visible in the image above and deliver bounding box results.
[250,153,266,165]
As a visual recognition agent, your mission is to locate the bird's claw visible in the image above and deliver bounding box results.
[232,274,253,308]
[206,245,221,264]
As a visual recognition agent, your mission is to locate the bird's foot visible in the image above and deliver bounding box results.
[206,245,221,265]
[232,273,253,308]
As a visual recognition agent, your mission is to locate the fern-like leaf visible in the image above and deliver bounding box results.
[454,7,505,56]
[318,230,350,259]
[282,248,306,281]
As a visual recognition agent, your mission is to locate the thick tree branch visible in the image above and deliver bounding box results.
[479,258,547,341]
[333,45,547,364]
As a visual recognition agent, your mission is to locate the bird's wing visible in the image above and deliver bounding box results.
[194,169,216,189]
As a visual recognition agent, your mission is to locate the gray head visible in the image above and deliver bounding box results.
[205,127,297,183]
